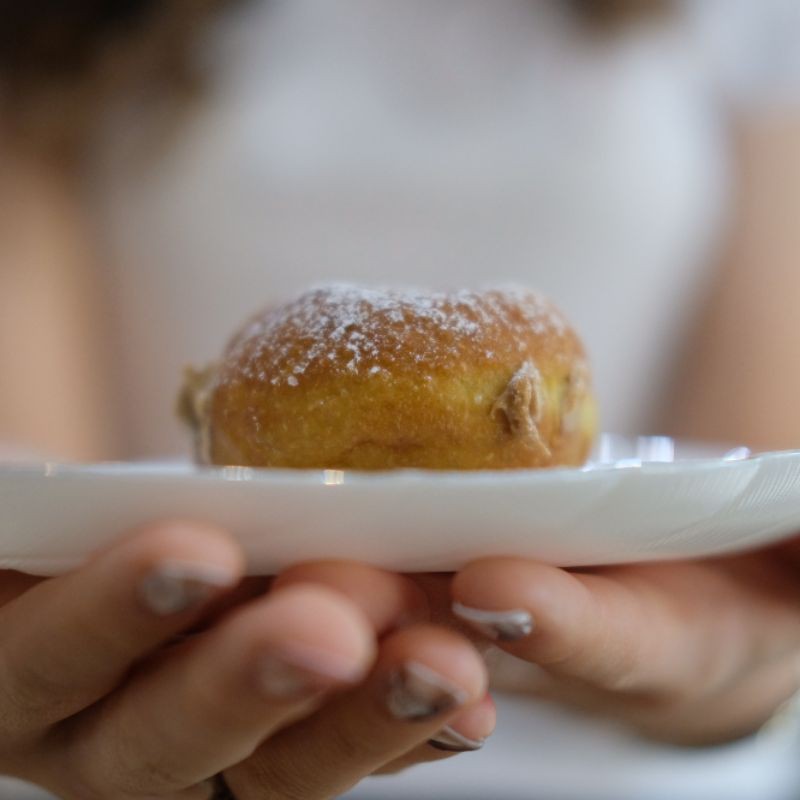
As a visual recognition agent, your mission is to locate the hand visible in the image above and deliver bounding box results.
[219,561,495,795]
[0,522,491,799]
[449,548,800,745]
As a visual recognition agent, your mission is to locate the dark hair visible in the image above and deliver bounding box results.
[0,0,671,160]
[0,1,241,160]
[569,0,672,31]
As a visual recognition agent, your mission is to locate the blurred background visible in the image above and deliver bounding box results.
[2,0,800,465]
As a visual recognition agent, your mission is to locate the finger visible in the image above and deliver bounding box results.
[451,557,800,696]
[61,583,375,797]
[274,561,429,632]
[630,651,800,745]
[0,520,243,734]
[452,558,689,694]
[375,692,497,774]
[226,624,488,800]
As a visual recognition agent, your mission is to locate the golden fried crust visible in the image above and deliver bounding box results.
[184,285,598,470]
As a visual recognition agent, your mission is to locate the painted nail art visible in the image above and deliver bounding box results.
[429,725,486,752]
[386,661,468,721]
[138,561,236,616]
[452,601,533,642]
[257,644,365,700]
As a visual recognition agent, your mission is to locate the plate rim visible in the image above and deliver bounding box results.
[1,448,798,487]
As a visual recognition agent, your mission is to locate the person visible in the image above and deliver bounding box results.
[3,1,800,797]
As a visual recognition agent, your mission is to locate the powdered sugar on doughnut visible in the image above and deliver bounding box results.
[222,283,574,388]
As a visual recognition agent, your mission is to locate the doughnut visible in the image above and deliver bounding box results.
[178,284,597,470]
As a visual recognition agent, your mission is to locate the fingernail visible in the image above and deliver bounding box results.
[139,561,237,616]
[385,661,468,721]
[429,725,486,752]
[257,643,365,700]
[452,601,533,642]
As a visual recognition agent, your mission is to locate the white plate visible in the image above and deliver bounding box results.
[1,436,799,575]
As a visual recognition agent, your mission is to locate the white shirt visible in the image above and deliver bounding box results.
[94,0,734,456]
